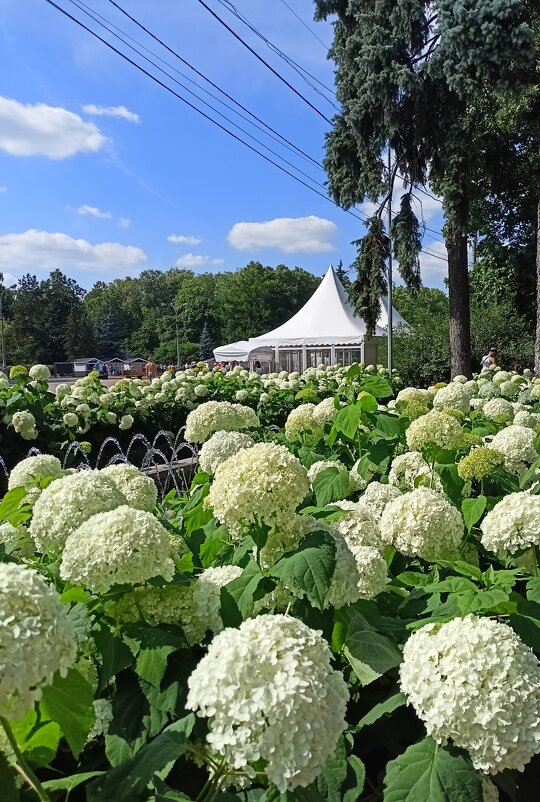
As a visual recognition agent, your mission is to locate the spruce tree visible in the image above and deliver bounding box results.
[314,0,534,376]
[198,323,215,360]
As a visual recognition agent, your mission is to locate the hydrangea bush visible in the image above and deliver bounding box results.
[0,362,540,801]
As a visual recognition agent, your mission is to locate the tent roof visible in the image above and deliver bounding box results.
[214,341,273,362]
[248,266,408,348]
[214,266,409,359]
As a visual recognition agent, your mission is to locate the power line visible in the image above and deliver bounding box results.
[194,0,333,124]
[105,0,320,169]
[68,0,325,182]
[277,0,330,49]
[43,0,448,263]
[215,0,338,107]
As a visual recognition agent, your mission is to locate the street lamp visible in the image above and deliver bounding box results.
[0,284,16,371]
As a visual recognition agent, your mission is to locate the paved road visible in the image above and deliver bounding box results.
[47,377,122,391]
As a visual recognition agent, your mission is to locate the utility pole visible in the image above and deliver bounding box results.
[387,146,393,373]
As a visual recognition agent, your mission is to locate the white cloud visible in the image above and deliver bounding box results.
[227,215,337,253]
[77,204,112,220]
[83,104,140,123]
[118,217,131,229]
[0,187,6,192]
[175,253,224,269]
[0,230,146,271]
[168,234,202,245]
[0,272,17,287]
[0,96,107,159]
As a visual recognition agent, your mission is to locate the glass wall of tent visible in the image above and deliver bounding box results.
[260,339,379,373]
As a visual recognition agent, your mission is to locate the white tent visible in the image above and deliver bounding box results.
[214,266,408,371]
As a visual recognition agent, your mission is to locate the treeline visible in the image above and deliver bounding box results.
[1,262,320,365]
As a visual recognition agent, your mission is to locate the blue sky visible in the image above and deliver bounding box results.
[0,0,448,290]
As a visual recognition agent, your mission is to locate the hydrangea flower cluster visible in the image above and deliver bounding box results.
[457,447,504,481]
[405,409,463,451]
[0,563,76,718]
[187,615,349,791]
[380,487,463,561]
[60,505,175,593]
[360,481,402,518]
[482,398,514,422]
[312,396,339,424]
[8,454,64,490]
[208,443,309,537]
[488,425,538,474]
[114,566,242,644]
[480,491,540,553]
[325,533,387,607]
[29,471,127,552]
[284,404,324,445]
[433,382,471,414]
[100,464,158,512]
[400,615,540,773]
[11,410,38,440]
[388,451,442,492]
[198,430,255,475]
[28,364,51,381]
[185,401,259,443]
[331,500,383,551]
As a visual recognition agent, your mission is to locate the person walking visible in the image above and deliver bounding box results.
[145,358,157,379]
[481,348,497,369]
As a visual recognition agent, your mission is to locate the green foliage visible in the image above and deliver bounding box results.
[350,218,389,336]
[391,194,422,290]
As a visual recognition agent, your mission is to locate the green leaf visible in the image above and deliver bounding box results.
[313,467,350,506]
[43,772,105,793]
[339,609,402,685]
[0,751,18,802]
[453,589,509,615]
[423,577,478,594]
[373,412,407,439]
[333,403,362,440]
[510,599,540,652]
[357,391,378,412]
[220,560,264,626]
[93,622,134,692]
[396,572,432,587]
[343,755,365,802]
[87,715,195,802]
[40,668,95,758]
[355,692,407,731]
[360,375,393,398]
[384,737,482,802]
[0,486,28,525]
[270,530,336,610]
[11,707,61,768]
[461,496,487,533]
[136,642,177,689]
[316,738,348,802]
[527,578,540,604]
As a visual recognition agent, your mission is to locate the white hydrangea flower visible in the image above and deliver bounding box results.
[464,380,479,395]
[60,505,175,593]
[194,384,209,398]
[480,491,540,553]
[209,443,309,538]
[487,425,538,474]
[483,398,514,422]
[185,401,259,443]
[478,382,501,399]
[380,487,463,561]
[312,397,339,424]
[199,430,255,475]
[400,615,540,774]
[493,370,511,385]
[405,409,463,451]
[284,404,324,445]
[513,410,540,428]
[360,481,402,518]
[235,389,248,402]
[187,615,349,791]
[325,534,387,607]
[433,383,471,414]
[119,414,134,430]
[499,380,519,399]
[331,500,383,551]
[0,563,76,718]
[0,521,30,554]
[87,698,113,742]
[396,387,430,405]
[388,451,443,492]
[100,464,157,512]
[482,779,499,802]
[28,364,51,381]
[63,412,79,428]
[8,455,64,490]
[106,412,117,424]
[11,411,37,440]
[30,471,127,552]
[470,397,486,410]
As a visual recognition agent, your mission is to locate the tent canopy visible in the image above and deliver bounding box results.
[214,266,408,361]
